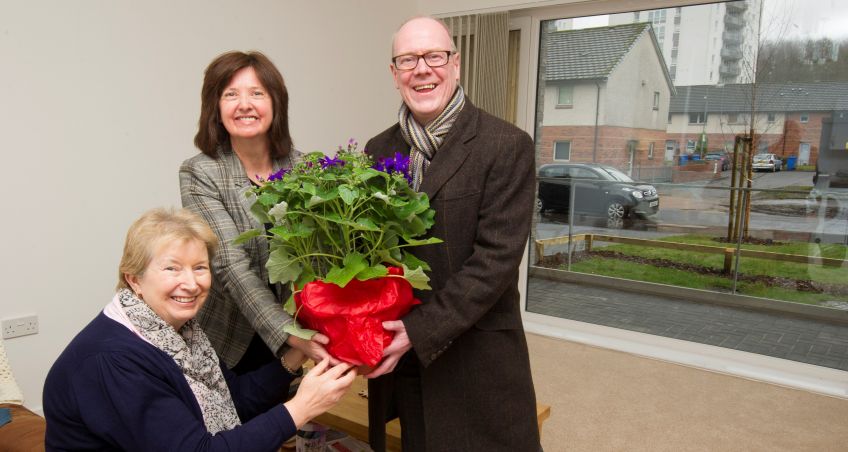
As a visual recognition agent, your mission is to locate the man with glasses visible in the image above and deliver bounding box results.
[364,16,541,452]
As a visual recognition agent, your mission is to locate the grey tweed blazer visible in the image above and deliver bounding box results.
[179,146,301,368]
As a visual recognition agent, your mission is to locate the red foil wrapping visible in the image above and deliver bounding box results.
[294,267,420,366]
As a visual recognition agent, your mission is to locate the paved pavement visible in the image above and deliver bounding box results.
[527,277,848,371]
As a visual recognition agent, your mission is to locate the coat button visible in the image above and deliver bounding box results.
[430,353,438,361]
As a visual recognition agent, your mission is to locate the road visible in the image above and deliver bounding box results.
[534,170,848,255]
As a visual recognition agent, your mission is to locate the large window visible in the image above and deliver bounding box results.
[527,0,848,372]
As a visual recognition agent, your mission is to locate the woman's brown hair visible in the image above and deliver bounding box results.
[194,51,293,159]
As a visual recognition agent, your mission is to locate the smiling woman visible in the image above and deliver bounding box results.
[180,51,336,375]
[41,208,357,450]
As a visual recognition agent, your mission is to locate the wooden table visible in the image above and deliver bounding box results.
[315,377,551,451]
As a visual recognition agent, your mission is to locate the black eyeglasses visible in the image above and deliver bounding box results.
[392,50,455,71]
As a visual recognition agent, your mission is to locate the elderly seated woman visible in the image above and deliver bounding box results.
[42,208,356,450]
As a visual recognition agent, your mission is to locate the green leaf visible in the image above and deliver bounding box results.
[401,252,430,272]
[402,236,443,247]
[257,192,281,206]
[356,168,381,182]
[306,194,326,208]
[266,247,303,284]
[250,201,272,224]
[377,249,402,267]
[338,185,358,205]
[283,321,317,340]
[402,264,432,290]
[283,293,296,315]
[294,268,317,288]
[233,229,263,245]
[324,253,368,287]
[269,223,314,240]
[301,182,317,196]
[317,212,360,228]
[354,217,380,231]
[356,264,388,281]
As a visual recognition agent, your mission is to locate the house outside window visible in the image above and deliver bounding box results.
[557,85,573,107]
[554,141,571,160]
[529,0,848,379]
[653,92,660,110]
[689,112,707,124]
[728,113,748,124]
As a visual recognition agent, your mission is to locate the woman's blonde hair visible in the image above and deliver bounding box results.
[117,208,219,290]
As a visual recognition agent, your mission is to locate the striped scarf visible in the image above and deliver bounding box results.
[398,86,466,190]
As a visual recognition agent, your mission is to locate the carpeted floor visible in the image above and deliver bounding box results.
[527,333,848,452]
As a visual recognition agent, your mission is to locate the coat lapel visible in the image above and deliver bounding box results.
[221,148,271,270]
[419,101,479,199]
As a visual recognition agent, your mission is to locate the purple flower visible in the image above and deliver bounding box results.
[373,152,412,184]
[319,155,345,169]
[267,167,290,181]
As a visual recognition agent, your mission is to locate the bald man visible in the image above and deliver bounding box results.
[364,17,542,452]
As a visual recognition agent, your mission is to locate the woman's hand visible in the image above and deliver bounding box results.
[283,358,357,429]
[287,333,340,366]
[281,348,307,374]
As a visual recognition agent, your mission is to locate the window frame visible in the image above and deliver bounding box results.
[800,113,809,123]
[556,84,573,108]
[508,0,844,399]
[507,0,844,400]
[553,140,572,161]
[688,112,707,124]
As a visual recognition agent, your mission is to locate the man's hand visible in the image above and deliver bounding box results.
[287,333,341,366]
[366,320,412,379]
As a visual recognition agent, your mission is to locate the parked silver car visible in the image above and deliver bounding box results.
[752,153,783,172]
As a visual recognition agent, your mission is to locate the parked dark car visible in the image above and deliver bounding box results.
[537,163,659,228]
[704,151,730,171]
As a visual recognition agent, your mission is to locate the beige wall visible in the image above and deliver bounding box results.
[604,34,670,130]
[0,0,414,411]
[543,82,605,125]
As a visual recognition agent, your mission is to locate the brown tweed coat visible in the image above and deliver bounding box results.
[366,99,541,451]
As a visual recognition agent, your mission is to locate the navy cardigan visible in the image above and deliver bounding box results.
[43,312,297,451]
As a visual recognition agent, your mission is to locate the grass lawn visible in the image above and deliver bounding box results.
[562,233,848,306]
[751,185,812,200]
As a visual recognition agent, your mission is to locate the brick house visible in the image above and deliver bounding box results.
[539,23,674,173]
[667,82,848,166]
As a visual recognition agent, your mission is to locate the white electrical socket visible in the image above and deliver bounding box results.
[2,315,39,339]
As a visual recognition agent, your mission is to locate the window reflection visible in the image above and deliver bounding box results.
[529,0,848,371]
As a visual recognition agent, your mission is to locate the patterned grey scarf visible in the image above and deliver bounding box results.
[117,289,240,434]
[398,85,466,190]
